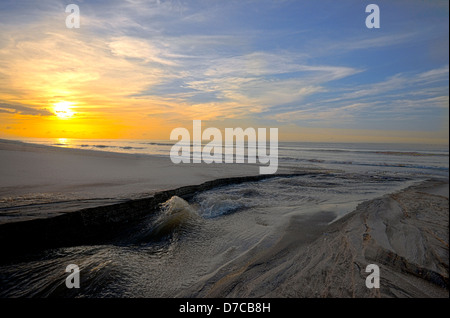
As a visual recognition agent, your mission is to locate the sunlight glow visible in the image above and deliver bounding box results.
[53,101,75,119]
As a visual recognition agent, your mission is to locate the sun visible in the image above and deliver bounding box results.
[53,101,75,119]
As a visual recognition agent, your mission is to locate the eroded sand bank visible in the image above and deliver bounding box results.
[181,179,449,298]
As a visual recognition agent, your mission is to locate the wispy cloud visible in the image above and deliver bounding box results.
[108,36,179,66]
[0,103,53,116]
[273,65,449,131]
[327,32,423,53]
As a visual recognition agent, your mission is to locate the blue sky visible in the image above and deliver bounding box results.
[0,0,448,142]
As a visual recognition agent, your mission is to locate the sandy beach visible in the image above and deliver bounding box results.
[0,139,277,223]
[0,139,448,298]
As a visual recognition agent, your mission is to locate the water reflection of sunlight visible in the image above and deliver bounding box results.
[55,138,72,147]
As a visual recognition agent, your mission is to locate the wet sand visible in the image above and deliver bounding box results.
[182,179,449,298]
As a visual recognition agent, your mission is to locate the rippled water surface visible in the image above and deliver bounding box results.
[17,139,449,177]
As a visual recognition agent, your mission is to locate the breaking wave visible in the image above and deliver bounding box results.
[140,196,200,241]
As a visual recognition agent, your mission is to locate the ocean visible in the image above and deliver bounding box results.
[0,138,448,297]
[16,138,450,178]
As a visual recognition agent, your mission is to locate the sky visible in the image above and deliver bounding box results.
[0,0,448,143]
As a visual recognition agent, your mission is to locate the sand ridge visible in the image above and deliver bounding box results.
[181,179,449,298]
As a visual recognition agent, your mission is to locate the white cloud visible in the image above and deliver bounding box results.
[418,65,449,82]
[108,36,178,66]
